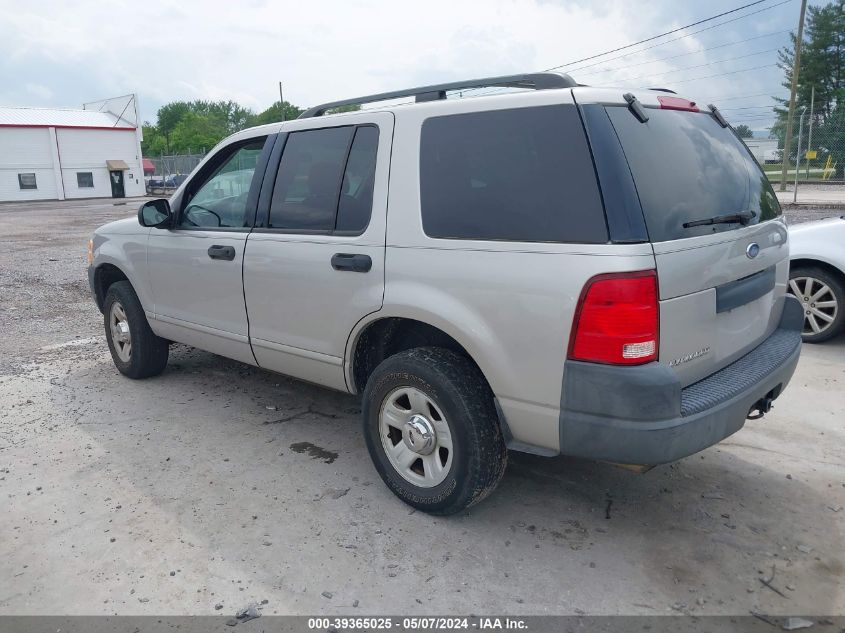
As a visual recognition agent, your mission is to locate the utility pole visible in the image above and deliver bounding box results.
[279,82,285,122]
[794,106,806,204]
[779,0,808,191]
[806,85,815,179]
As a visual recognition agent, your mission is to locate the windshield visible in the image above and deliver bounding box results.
[605,106,781,242]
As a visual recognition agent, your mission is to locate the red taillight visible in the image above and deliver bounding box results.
[657,95,699,112]
[568,270,659,365]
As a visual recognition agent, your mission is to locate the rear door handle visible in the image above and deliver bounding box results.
[208,245,236,261]
[331,253,372,273]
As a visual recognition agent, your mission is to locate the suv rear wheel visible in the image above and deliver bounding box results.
[362,347,507,515]
[788,265,844,343]
[104,281,169,378]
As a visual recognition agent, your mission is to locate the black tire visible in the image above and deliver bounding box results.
[103,280,169,378]
[788,265,845,343]
[362,347,507,515]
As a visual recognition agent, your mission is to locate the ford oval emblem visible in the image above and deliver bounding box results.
[746,242,760,259]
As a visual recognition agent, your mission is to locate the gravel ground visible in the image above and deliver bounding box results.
[787,207,844,224]
[1,199,843,617]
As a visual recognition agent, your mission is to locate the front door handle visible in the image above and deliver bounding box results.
[208,245,236,261]
[331,253,372,273]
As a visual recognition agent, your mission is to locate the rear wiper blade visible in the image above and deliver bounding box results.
[682,211,755,228]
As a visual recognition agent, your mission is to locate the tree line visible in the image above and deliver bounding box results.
[141,100,358,156]
[774,0,844,176]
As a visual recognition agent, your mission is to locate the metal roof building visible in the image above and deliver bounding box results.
[0,94,145,202]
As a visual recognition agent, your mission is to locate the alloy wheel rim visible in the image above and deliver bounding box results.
[379,386,453,488]
[789,276,839,336]
[109,301,132,362]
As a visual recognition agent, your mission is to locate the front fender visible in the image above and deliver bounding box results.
[90,229,152,314]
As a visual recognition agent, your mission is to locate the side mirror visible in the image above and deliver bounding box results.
[138,199,172,228]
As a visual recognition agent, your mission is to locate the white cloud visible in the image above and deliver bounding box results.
[25,83,54,100]
[0,0,790,126]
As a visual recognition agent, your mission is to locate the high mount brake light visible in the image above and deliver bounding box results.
[657,96,699,112]
[568,270,659,365]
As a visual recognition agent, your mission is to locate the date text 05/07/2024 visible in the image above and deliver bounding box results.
[306,617,528,630]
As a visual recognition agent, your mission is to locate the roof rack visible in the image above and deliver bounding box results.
[298,72,578,118]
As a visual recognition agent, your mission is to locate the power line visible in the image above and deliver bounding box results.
[720,104,780,110]
[577,30,789,78]
[730,114,782,119]
[616,47,779,84]
[730,114,781,119]
[463,0,795,100]
[564,0,794,75]
[712,92,785,101]
[668,63,778,85]
[543,0,778,71]
[368,1,794,109]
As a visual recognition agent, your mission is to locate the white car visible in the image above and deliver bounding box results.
[788,215,845,342]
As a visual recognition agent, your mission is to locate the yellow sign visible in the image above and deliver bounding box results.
[806,150,818,159]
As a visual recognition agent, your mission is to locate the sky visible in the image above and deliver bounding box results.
[0,0,817,132]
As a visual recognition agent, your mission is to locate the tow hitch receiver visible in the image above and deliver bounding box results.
[747,396,774,420]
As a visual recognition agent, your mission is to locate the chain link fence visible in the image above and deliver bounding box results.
[761,122,845,187]
[145,153,206,195]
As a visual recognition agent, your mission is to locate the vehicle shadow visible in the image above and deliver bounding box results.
[50,344,844,615]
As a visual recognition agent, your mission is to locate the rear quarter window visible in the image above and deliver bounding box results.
[419,105,608,243]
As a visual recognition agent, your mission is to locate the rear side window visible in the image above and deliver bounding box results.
[605,106,782,242]
[268,125,379,234]
[336,126,379,233]
[419,105,607,243]
[270,127,354,231]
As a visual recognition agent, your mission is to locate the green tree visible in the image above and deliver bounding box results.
[774,1,845,175]
[169,111,227,154]
[144,97,363,160]
[191,100,256,134]
[734,124,754,139]
[325,104,362,115]
[156,101,191,153]
[255,100,304,124]
[140,123,167,156]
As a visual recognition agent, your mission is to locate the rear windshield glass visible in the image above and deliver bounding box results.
[606,106,781,242]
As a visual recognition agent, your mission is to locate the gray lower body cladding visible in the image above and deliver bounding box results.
[559,296,803,465]
[87,266,98,306]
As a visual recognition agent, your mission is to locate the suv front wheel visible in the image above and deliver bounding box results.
[103,281,169,378]
[362,347,507,515]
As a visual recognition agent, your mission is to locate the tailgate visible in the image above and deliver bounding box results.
[655,223,789,386]
[600,100,789,386]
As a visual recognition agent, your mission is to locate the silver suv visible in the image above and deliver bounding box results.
[88,73,803,515]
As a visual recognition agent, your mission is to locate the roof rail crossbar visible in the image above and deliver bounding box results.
[298,72,577,118]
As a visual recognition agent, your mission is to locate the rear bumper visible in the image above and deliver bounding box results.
[558,296,803,464]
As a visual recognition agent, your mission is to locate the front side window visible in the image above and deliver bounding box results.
[419,105,608,243]
[77,172,94,188]
[18,173,37,190]
[180,139,266,229]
